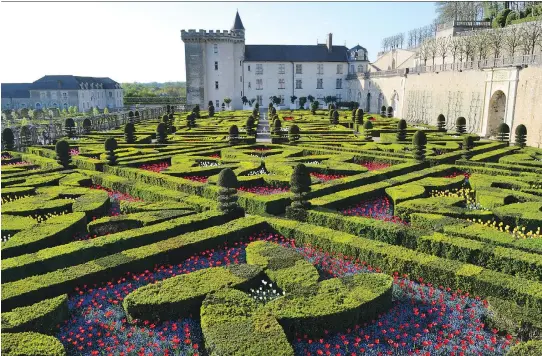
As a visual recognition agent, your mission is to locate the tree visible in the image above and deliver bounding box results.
[55,140,71,169]
[192,105,200,118]
[288,124,300,144]
[462,35,476,62]
[217,168,243,216]
[307,95,315,103]
[397,119,407,141]
[332,110,339,125]
[474,30,490,60]
[412,131,427,162]
[92,107,100,116]
[435,2,484,24]
[187,113,196,128]
[498,123,510,142]
[270,106,277,116]
[290,95,298,104]
[437,114,446,132]
[252,107,259,118]
[418,40,430,65]
[104,138,118,166]
[437,36,450,65]
[504,26,522,57]
[162,114,171,133]
[156,122,167,144]
[83,119,91,134]
[505,10,520,25]
[380,105,387,116]
[104,107,109,114]
[208,101,213,108]
[487,28,505,59]
[515,124,527,148]
[427,38,438,66]
[2,128,14,150]
[64,118,76,138]
[223,98,232,107]
[356,108,364,126]
[363,120,373,141]
[462,135,475,160]
[241,96,248,105]
[299,97,307,109]
[286,163,312,220]
[449,36,462,65]
[456,117,467,134]
[125,122,136,143]
[311,101,319,114]
[351,109,357,123]
[209,105,215,117]
[246,116,255,136]
[273,118,282,135]
[268,102,274,111]
[521,21,542,55]
[229,125,239,145]
[493,8,511,27]
[387,106,394,118]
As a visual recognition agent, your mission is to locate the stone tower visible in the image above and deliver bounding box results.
[181,11,246,110]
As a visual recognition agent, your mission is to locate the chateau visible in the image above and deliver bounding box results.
[1,75,124,112]
[181,11,369,111]
[182,12,542,148]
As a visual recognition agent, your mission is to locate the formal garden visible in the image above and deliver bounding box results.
[1,103,542,356]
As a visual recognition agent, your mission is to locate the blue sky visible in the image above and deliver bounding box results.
[0,2,437,83]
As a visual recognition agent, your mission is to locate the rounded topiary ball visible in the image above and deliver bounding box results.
[397,119,407,130]
[104,137,118,151]
[456,116,466,126]
[498,123,510,134]
[363,120,373,130]
[217,168,238,189]
[515,124,527,136]
[55,140,70,155]
[124,122,135,134]
[413,130,427,146]
[229,125,239,136]
[289,124,300,135]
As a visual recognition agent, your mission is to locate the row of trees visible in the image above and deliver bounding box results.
[417,21,542,66]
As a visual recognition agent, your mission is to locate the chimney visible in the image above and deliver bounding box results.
[326,33,333,53]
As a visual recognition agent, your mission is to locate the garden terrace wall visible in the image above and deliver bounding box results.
[1,217,267,311]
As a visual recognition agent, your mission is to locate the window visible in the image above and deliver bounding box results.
[358,65,363,73]
[216,100,219,107]
[256,79,263,90]
[215,81,219,89]
[316,78,323,89]
[336,79,342,89]
[248,82,251,88]
[257,95,263,105]
[213,44,218,53]
[278,64,285,74]
[51,91,57,100]
[248,65,251,72]
[278,78,285,89]
[215,61,218,70]
[279,95,285,105]
[256,64,263,75]
[63,92,69,100]
[40,91,47,100]
[295,64,302,74]
[336,64,343,74]
[317,64,324,75]
[350,65,355,74]
[295,79,302,89]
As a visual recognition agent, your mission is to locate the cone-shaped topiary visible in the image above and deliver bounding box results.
[209,105,215,117]
[396,119,407,141]
[387,106,393,118]
[381,105,387,116]
[252,108,259,118]
[351,109,357,123]
[288,124,300,144]
[412,130,427,161]
[515,124,527,148]
[82,119,91,134]
[462,135,474,160]
[268,102,274,111]
[286,163,312,220]
[229,125,239,145]
[156,122,167,144]
[2,128,15,151]
[456,117,466,134]
[193,105,200,118]
[273,119,282,135]
[166,105,171,113]
[64,118,76,138]
[135,111,140,122]
[311,101,318,114]
[497,123,510,142]
[363,120,373,141]
[332,110,339,125]
[128,111,134,123]
[104,137,118,166]
[328,109,334,122]
[168,113,174,126]
[217,168,243,215]
[270,107,277,116]
[124,123,136,144]
[187,113,196,128]
[55,140,71,169]
[356,108,364,126]
[246,116,255,136]
[437,114,446,132]
[254,103,259,110]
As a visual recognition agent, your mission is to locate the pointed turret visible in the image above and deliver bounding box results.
[231,11,245,31]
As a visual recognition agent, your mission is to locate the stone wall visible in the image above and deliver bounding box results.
[184,42,206,108]
[514,66,542,148]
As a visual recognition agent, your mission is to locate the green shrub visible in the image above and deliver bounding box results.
[396,119,407,141]
[124,122,136,144]
[498,123,510,142]
[380,105,386,116]
[55,140,71,169]
[462,135,474,160]
[1,332,66,356]
[437,114,446,132]
[494,8,511,27]
[104,137,118,166]
[2,128,15,150]
[363,120,373,141]
[387,106,393,118]
[217,168,243,215]
[64,118,76,138]
[484,296,542,341]
[273,118,282,135]
[156,122,167,143]
[1,295,68,334]
[506,10,520,25]
[356,108,364,126]
[209,104,215,117]
[229,125,239,146]
[456,117,466,134]
[288,124,300,143]
[286,163,311,220]
[331,110,339,125]
[506,340,542,355]
[515,124,527,148]
[412,130,427,161]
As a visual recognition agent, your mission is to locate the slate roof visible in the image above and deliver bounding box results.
[31,75,120,90]
[232,11,245,31]
[350,44,367,52]
[244,44,349,62]
[1,83,31,98]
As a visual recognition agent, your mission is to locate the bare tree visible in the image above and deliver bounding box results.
[407,30,414,48]
[437,36,450,64]
[427,38,438,66]
[418,40,430,65]
[473,30,490,60]
[520,21,542,55]
[462,35,476,62]
[487,28,504,58]
[504,25,522,57]
[399,33,405,48]
[449,36,462,64]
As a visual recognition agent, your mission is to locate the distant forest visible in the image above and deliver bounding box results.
[122,82,186,98]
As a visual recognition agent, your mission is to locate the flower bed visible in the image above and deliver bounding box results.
[359,161,392,171]
[139,162,170,173]
[310,172,347,182]
[54,232,514,355]
[238,185,289,195]
[182,175,209,183]
[341,196,407,225]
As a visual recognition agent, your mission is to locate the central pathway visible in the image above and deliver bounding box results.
[256,112,271,143]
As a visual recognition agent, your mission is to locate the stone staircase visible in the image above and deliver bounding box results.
[256,113,271,143]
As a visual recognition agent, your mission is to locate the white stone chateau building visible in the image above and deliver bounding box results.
[181,11,369,110]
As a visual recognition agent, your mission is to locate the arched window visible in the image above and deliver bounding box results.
[358,65,363,73]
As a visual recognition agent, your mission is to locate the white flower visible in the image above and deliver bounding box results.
[262,280,267,285]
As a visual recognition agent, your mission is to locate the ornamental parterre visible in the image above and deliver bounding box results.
[1,107,541,356]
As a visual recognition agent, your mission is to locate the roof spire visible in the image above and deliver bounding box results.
[232,10,245,31]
